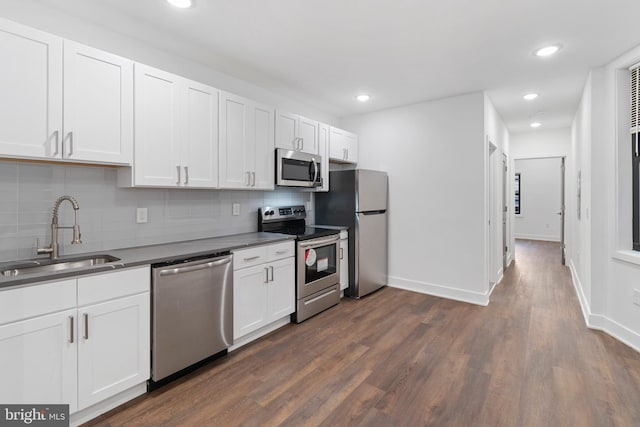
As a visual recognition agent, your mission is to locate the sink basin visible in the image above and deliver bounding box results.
[1,255,121,277]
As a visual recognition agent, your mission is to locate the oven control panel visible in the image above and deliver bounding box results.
[260,205,306,221]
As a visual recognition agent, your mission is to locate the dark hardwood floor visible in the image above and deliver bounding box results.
[86,240,640,426]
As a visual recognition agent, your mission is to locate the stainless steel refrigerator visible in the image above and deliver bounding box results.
[315,169,388,298]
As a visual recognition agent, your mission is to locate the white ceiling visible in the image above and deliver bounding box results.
[37,0,640,133]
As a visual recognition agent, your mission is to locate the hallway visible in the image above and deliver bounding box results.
[87,240,640,426]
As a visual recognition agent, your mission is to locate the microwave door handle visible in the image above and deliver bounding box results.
[312,157,318,185]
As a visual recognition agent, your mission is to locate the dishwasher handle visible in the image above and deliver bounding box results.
[157,255,232,276]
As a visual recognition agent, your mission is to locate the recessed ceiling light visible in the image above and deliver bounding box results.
[167,0,193,8]
[356,94,371,102]
[523,93,539,101]
[534,45,561,57]
[530,122,542,128]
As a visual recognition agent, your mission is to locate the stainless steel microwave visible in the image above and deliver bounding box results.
[276,149,322,188]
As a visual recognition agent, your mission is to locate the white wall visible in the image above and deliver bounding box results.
[510,128,571,158]
[514,158,563,242]
[569,41,640,353]
[342,92,490,305]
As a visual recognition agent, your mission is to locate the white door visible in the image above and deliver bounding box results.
[63,41,133,164]
[0,309,78,412]
[182,82,218,188]
[267,258,295,321]
[219,91,249,189]
[275,110,298,151]
[233,265,269,339]
[0,18,62,159]
[343,131,358,163]
[77,293,150,410]
[298,116,319,155]
[134,64,181,186]
[329,127,345,161]
[252,102,275,190]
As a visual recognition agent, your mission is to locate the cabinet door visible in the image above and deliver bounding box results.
[183,82,219,188]
[0,18,62,159]
[252,102,275,190]
[0,309,78,413]
[275,110,298,150]
[133,64,181,186]
[329,127,345,161]
[219,91,250,189]
[298,116,319,155]
[339,239,349,291]
[77,293,150,410]
[343,131,358,163]
[63,41,133,164]
[267,258,295,321]
[233,265,269,339]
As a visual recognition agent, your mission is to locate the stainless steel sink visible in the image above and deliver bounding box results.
[0,255,121,277]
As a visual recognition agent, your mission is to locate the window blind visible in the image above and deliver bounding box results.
[632,64,640,133]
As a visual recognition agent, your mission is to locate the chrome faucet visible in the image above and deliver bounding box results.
[36,195,82,259]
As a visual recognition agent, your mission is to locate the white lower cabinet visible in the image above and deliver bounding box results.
[0,266,150,415]
[339,231,349,291]
[232,242,295,342]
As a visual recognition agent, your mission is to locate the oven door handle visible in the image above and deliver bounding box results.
[298,235,339,248]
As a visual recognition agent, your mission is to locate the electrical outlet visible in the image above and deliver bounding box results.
[136,208,148,224]
[634,289,640,307]
[232,203,240,216]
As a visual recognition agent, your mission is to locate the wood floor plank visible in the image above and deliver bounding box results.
[85,240,640,427]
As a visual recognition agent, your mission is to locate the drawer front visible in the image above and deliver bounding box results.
[78,266,150,306]
[0,279,76,325]
[232,246,268,270]
[267,241,295,262]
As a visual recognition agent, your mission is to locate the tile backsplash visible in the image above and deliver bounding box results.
[0,161,311,262]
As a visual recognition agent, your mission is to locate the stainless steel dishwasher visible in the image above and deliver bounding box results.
[150,253,233,385]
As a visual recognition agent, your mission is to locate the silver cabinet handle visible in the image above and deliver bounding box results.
[69,315,74,344]
[83,313,89,340]
[246,171,251,186]
[176,165,181,185]
[67,131,74,157]
[340,247,344,259]
[269,265,274,282]
[264,267,269,283]
[51,130,60,156]
[275,249,289,255]
[251,171,256,187]
[300,137,304,151]
[184,166,189,184]
[346,148,349,160]
[243,255,261,261]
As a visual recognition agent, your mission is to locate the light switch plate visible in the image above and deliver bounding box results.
[232,203,240,216]
[136,208,148,224]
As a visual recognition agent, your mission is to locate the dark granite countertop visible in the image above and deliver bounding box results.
[0,232,294,290]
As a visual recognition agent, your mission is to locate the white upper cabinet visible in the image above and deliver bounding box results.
[219,91,274,190]
[0,18,133,164]
[123,63,218,188]
[63,41,133,164]
[329,126,358,164]
[275,110,318,155]
[0,18,63,159]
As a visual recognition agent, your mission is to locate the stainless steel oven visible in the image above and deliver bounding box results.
[276,149,322,188]
[259,205,341,322]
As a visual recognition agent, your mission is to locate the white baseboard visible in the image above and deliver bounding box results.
[515,233,560,242]
[388,276,490,306]
[568,259,640,353]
